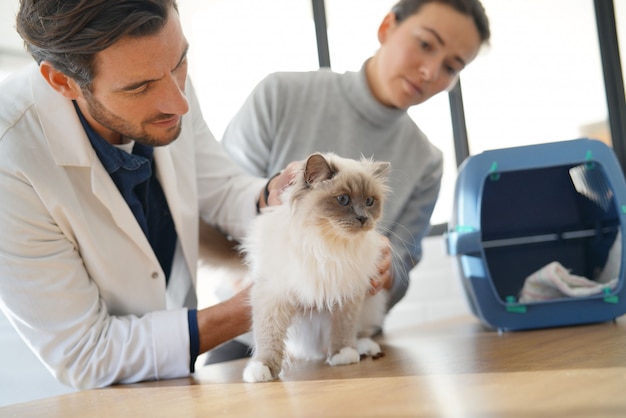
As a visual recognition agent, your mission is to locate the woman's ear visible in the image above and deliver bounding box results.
[39,61,82,100]
[377,12,397,44]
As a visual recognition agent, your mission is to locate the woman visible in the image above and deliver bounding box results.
[214,0,490,362]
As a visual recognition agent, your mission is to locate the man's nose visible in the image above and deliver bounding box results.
[159,73,189,116]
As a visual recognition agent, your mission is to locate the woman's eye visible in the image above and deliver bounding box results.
[444,64,460,76]
[365,197,375,207]
[420,40,432,52]
[337,194,350,206]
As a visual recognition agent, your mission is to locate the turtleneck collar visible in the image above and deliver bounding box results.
[338,59,407,128]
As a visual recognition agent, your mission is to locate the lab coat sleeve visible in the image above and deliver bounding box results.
[0,162,191,389]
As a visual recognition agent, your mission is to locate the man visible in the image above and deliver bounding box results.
[0,0,285,389]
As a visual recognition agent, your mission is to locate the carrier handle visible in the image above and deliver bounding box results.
[445,227,482,256]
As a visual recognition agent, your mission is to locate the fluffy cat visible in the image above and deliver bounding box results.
[241,152,391,383]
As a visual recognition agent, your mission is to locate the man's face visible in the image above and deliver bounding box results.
[75,7,189,146]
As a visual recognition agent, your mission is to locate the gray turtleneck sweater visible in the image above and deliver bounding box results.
[221,63,443,311]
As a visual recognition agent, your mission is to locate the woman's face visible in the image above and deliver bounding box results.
[368,2,482,109]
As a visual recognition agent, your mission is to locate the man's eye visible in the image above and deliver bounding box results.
[337,194,350,206]
[130,85,150,96]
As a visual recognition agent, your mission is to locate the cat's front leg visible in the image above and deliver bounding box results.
[242,360,275,383]
[327,346,361,366]
[354,291,386,358]
[356,337,381,357]
[327,296,363,366]
[243,297,296,383]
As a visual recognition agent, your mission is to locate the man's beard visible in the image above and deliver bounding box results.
[82,89,182,147]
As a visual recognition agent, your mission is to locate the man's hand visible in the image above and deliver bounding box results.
[370,235,393,295]
[197,286,252,353]
[258,161,301,209]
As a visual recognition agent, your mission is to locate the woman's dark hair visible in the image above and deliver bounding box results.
[16,0,178,89]
[391,0,490,44]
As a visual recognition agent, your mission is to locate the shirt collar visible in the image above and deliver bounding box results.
[72,101,153,173]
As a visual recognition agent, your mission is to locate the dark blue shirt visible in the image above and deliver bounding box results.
[74,102,199,372]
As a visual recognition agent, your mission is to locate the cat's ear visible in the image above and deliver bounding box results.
[304,153,334,185]
[372,161,391,179]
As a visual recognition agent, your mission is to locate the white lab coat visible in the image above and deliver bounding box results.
[0,64,264,389]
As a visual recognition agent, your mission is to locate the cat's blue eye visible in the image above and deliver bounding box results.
[337,194,350,206]
[365,197,375,207]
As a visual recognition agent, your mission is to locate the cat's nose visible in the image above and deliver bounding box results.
[356,215,368,225]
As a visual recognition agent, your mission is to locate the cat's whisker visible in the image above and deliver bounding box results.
[376,223,419,286]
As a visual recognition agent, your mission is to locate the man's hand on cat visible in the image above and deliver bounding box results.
[268,162,298,206]
[259,161,301,209]
[370,235,393,295]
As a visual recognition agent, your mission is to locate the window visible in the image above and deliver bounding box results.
[461,0,610,154]
[2,0,622,227]
[181,0,318,140]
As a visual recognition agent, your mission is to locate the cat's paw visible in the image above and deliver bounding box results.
[243,360,276,383]
[356,337,381,357]
[328,346,361,366]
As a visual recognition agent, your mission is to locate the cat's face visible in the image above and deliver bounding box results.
[291,153,390,236]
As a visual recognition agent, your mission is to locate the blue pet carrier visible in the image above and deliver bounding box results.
[446,138,626,331]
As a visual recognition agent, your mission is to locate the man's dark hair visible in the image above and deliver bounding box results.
[391,0,490,44]
[16,0,178,88]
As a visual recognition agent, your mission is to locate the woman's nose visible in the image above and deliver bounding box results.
[420,60,440,82]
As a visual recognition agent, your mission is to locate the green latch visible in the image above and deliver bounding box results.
[585,150,596,169]
[603,288,619,304]
[489,161,500,181]
[505,296,527,313]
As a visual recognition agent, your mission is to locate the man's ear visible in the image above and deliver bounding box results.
[39,61,82,100]
[377,12,397,44]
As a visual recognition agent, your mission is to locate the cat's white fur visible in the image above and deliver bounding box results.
[241,152,390,383]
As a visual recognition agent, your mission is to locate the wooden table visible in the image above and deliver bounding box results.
[3,314,626,417]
